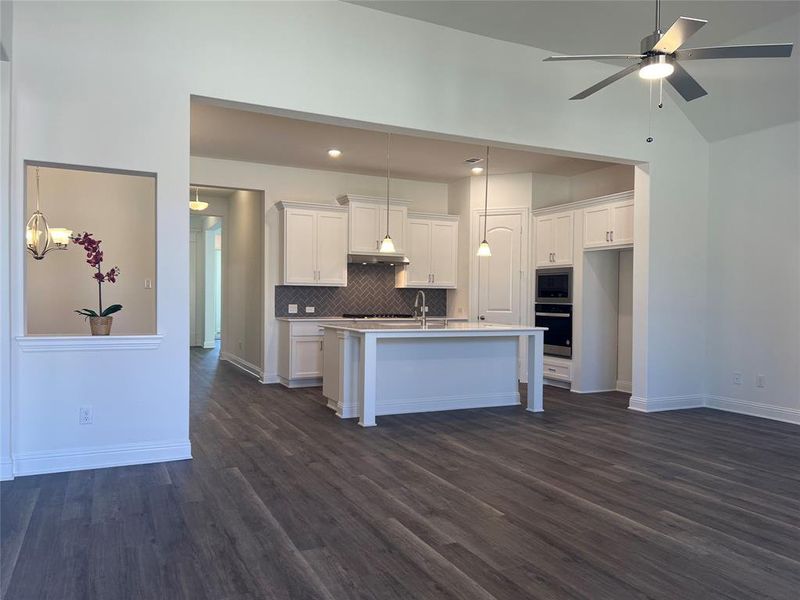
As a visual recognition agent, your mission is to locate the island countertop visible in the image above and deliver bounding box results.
[319,321,547,335]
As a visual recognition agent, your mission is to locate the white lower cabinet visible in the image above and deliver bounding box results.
[543,357,572,383]
[278,320,326,387]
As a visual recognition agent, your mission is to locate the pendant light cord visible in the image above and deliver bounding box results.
[483,146,490,240]
[385,133,391,236]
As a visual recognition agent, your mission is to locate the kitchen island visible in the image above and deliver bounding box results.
[321,321,546,427]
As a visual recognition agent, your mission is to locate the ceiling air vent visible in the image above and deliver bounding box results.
[464,157,484,165]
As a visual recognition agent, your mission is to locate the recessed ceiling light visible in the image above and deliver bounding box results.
[471,167,484,175]
[328,148,342,158]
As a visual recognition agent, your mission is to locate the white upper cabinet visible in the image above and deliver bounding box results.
[396,213,458,288]
[337,195,409,254]
[277,202,348,286]
[535,211,573,267]
[583,198,634,249]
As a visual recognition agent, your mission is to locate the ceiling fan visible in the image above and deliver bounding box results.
[544,0,794,101]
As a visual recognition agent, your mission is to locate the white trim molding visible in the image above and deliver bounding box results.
[16,335,163,352]
[12,439,192,478]
[706,396,800,425]
[220,351,263,379]
[0,459,14,481]
[531,190,634,217]
[628,395,706,412]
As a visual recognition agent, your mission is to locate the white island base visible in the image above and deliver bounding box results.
[321,322,546,427]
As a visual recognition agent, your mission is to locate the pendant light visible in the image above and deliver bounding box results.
[189,187,209,211]
[476,145,492,257]
[379,133,396,253]
[26,166,72,260]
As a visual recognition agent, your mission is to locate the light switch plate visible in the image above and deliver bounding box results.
[144,279,152,289]
[288,304,298,314]
[305,306,315,313]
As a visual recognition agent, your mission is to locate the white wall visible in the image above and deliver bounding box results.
[447,176,471,318]
[0,0,12,480]
[191,156,448,381]
[705,121,800,423]
[25,166,157,335]
[6,0,712,477]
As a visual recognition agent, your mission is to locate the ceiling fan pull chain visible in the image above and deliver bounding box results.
[658,78,664,109]
[647,82,654,143]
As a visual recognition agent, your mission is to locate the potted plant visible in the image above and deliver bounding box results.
[71,232,123,336]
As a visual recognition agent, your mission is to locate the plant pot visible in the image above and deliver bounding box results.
[89,316,113,336]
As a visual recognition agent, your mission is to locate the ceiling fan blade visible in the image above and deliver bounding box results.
[652,16,707,54]
[545,54,644,62]
[668,62,707,102]
[569,63,641,100]
[675,43,794,60]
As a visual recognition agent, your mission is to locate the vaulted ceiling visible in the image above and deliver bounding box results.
[350,1,800,141]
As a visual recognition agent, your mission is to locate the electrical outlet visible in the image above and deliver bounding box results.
[305,306,315,314]
[238,340,244,350]
[144,279,152,289]
[756,374,766,388]
[79,406,93,425]
[288,304,298,314]
[733,372,742,385]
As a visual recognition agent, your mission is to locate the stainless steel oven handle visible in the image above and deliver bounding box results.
[535,312,571,318]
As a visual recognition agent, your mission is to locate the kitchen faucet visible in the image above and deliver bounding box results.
[413,290,427,327]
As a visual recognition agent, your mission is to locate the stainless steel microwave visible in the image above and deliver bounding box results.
[535,267,572,304]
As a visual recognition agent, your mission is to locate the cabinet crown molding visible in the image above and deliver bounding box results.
[276,201,347,212]
[337,194,413,207]
[532,190,634,217]
[407,212,459,222]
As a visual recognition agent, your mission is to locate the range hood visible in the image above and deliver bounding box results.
[348,253,409,265]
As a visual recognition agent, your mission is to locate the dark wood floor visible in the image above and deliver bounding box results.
[3,347,799,600]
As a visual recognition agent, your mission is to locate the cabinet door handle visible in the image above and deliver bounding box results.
[610,230,614,242]
[319,340,323,351]
[605,231,610,242]
[431,274,435,284]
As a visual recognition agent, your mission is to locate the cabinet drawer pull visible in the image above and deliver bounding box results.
[547,367,557,372]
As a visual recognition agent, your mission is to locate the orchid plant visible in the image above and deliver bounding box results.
[71,232,123,319]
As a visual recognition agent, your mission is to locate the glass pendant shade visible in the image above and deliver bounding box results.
[476,240,492,257]
[190,187,209,211]
[379,235,396,254]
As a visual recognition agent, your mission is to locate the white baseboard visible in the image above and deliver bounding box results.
[12,440,192,478]
[572,387,619,394]
[220,351,263,379]
[706,395,800,425]
[628,395,706,413]
[277,376,322,388]
[336,392,520,419]
[616,379,632,393]
[0,458,13,481]
[544,379,571,390]
[261,373,280,384]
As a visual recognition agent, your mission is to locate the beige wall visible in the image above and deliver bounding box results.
[221,190,263,370]
[26,166,156,335]
[569,164,634,202]
[617,249,633,390]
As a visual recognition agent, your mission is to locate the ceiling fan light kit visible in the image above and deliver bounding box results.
[544,0,793,103]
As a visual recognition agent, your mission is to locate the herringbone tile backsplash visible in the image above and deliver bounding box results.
[275,264,447,317]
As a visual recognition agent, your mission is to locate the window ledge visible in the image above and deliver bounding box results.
[16,335,163,352]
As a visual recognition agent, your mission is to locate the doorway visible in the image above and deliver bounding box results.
[188,185,265,379]
[190,215,222,349]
